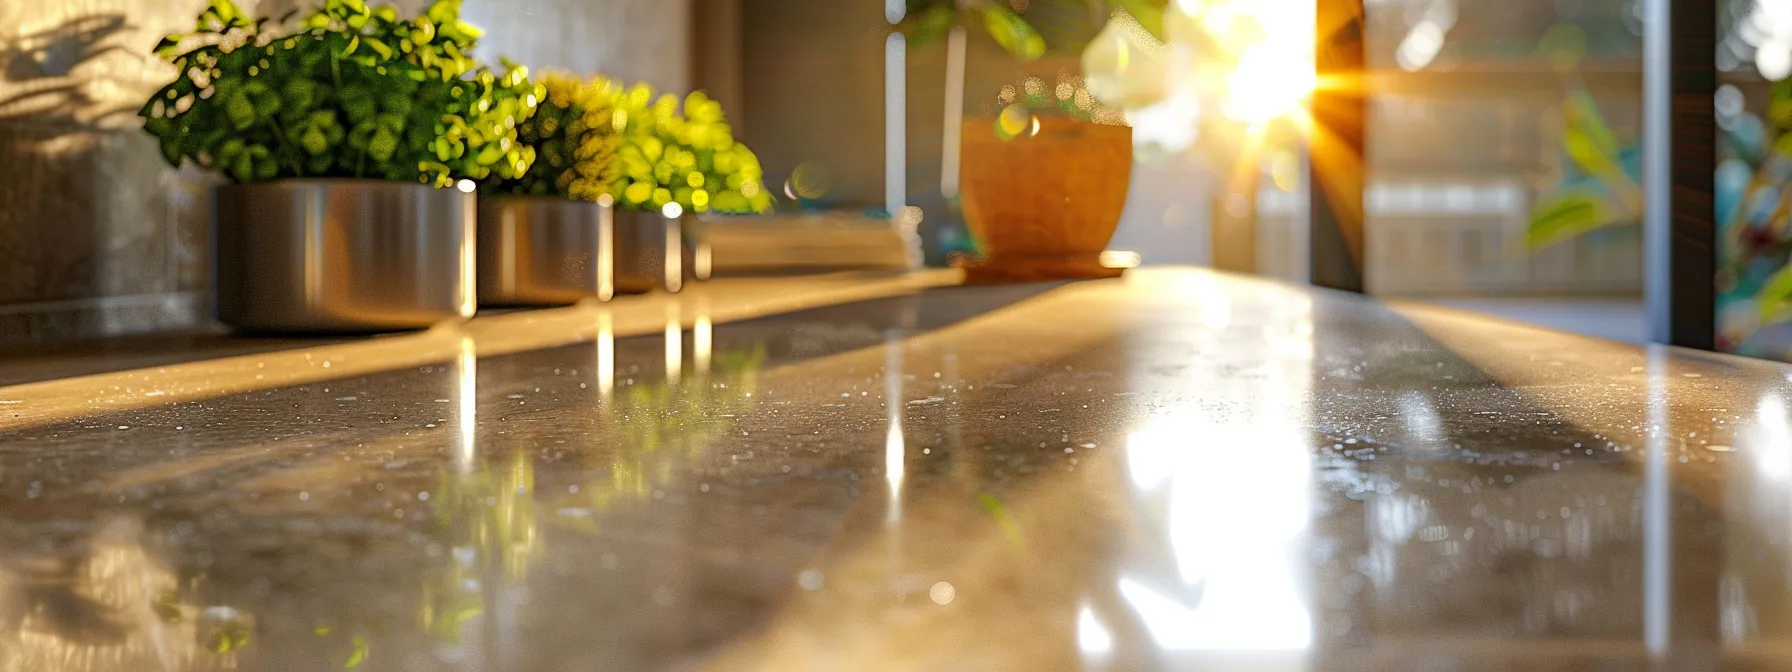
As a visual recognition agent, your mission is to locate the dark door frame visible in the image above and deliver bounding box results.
[1643,0,1716,349]
[1309,0,1367,292]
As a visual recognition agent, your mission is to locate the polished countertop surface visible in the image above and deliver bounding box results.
[0,268,1787,671]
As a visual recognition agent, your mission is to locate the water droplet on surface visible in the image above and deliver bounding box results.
[930,581,956,605]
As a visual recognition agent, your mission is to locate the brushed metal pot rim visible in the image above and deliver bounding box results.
[222,178,460,190]
[484,193,608,206]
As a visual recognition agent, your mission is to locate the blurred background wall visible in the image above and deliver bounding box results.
[1,0,1656,346]
[0,0,691,346]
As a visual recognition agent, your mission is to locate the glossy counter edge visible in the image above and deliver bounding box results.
[0,270,962,433]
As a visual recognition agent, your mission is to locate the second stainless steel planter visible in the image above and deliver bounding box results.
[615,210,686,294]
[476,196,612,305]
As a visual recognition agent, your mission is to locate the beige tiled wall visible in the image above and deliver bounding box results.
[0,0,690,346]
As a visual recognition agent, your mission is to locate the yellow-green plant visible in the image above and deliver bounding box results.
[610,84,772,214]
[497,71,622,200]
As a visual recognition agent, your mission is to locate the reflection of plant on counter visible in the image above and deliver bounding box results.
[139,0,541,187]
[551,345,767,526]
[416,346,765,644]
[0,517,248,670]
[420,450,540,645]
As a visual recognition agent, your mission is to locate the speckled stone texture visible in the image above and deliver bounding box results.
[0,270,1777,670]
[0,0,691,345]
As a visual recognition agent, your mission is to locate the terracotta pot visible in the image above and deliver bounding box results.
[959,116,1132,282]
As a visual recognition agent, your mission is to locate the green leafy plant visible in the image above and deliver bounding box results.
[139,0,541,187]
[989,72,1125,124]
[609,84,771,214]
[495,75,769,214]
[899,0,1167,59]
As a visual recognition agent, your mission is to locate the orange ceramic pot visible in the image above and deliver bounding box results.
[959,116,1132,282]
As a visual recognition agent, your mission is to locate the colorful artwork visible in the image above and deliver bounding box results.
[1716,81,1792,358]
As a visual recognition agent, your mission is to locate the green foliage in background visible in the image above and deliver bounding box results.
[900,0,1167,59]
[1524,89,1642,252]
[139,0,542,187]
[610,84,771,214]
[992,73,1120,124]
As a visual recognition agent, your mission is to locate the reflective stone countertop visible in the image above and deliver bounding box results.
[0,268,1786,671]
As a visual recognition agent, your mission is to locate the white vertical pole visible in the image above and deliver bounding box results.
[886,33,908,217]
[457,337,477,472]
[1642,0,1672,344]
[941,26,968,200]
[885,0,908,218]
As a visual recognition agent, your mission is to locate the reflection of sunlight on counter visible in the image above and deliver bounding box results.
[665,306,682,383]
[457,337,477,470]
[1123,412,1312,651]
[1078,601,1116,660]
[1753,394,1792,483]
[884,332,906,524]
[1121,280,1314,659]
[597,312,614,400]
[1722,392,1792,647]
[695,312,713,377]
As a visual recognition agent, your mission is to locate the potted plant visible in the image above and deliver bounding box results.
[479,78,770,299]
[606,84,771,293]
[899,1,1152,277]
[958,75,1133,281]
[139,0,540,332]
[477,71,623,305]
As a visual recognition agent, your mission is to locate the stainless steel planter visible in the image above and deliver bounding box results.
[214,180,475,333]
[614,210,685,294]
[476,196,612,305]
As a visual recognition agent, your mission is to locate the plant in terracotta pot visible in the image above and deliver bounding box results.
[959,74,1134,281]
[139,0,541,332]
